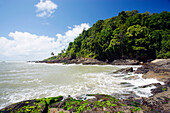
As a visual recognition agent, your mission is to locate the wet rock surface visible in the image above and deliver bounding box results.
[115,67,134,73]
[134,59,170,82]
[0,95,143,113]
[110,59,139,65]
[134,59,170,113]
[1,91,169,113]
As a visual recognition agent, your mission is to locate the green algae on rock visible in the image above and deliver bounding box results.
[0,95,143,113]
[1,92,170,113]
[0,96,63,113]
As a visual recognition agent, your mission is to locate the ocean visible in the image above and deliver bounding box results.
[0,61,162,109]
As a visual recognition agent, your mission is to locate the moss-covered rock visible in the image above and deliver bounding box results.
[1,92,169,113]
[0,96,63,113]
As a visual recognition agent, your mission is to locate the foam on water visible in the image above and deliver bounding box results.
[0,62,162,109]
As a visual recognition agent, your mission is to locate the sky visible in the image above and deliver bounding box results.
[0,0,170,61]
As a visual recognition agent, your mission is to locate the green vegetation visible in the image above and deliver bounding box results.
[131,107,142,112]
[162,87,167,91]
[45,10,170,62]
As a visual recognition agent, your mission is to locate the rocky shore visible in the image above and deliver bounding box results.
[32,58,140,65]
[1,59,170,113]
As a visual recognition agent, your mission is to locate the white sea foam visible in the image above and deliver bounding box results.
[0,62,163,109]
[22,78,42,84]
[114,65,142,68]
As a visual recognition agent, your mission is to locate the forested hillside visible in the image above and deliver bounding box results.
[46,10,170,62]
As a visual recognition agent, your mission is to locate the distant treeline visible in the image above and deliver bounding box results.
[45,10,170,61]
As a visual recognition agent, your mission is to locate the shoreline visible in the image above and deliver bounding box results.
[30,58,141,65]
[1,59,169,112]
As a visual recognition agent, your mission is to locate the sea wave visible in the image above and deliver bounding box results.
[0,62,162,109]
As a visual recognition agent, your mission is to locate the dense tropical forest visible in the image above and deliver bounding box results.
[46,10,170,62]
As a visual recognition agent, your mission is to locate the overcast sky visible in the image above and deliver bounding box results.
[0,0,169,61]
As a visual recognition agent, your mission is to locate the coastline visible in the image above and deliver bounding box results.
[1,59,169,113]
[31,58,140,65]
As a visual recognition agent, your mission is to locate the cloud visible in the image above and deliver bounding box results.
[0,31,58,61]
[35,0,58,17]
[55,23,90,50]
[0,23,90,61]
[67,26,72,29]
